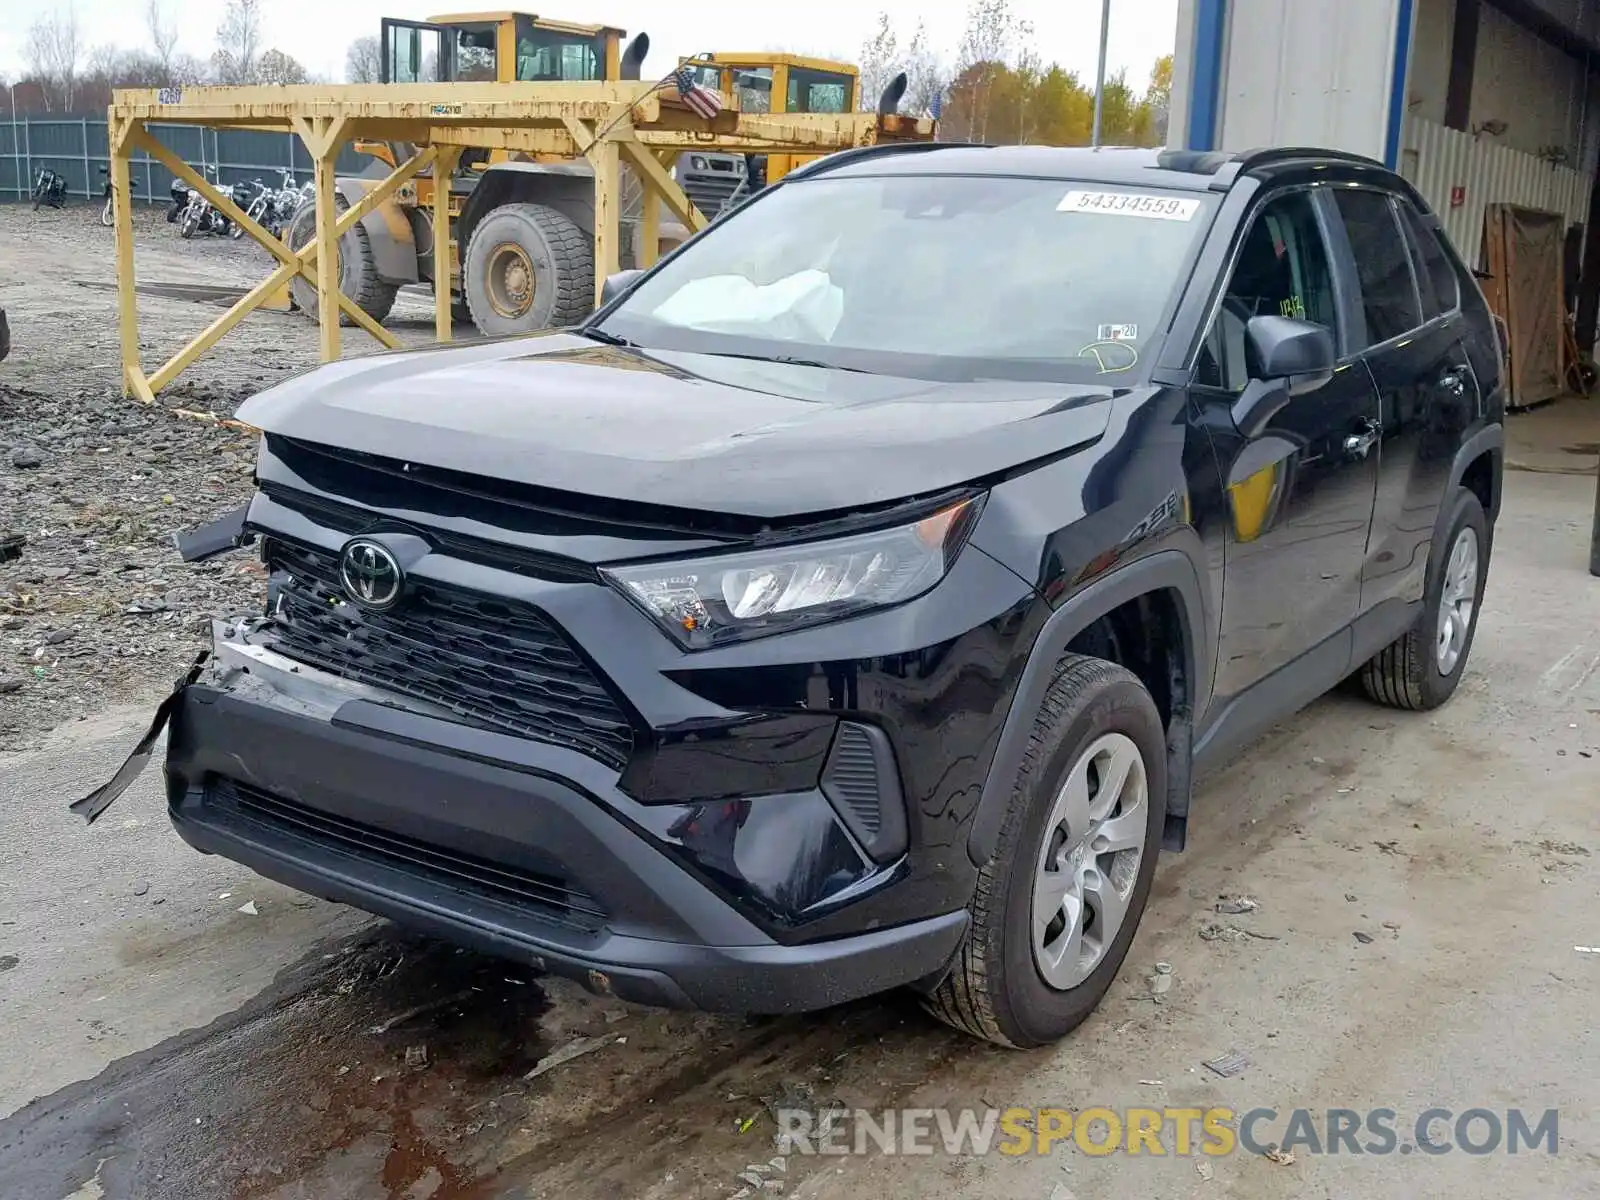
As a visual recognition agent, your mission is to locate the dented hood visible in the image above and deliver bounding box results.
[236,333,1119,518]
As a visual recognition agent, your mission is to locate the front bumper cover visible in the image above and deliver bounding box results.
[82,621,967,1013]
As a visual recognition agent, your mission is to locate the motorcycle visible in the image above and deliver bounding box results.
[165,177,188,224]
[31,166,68,211]
[177,169,235,239]
[99,165,139,227]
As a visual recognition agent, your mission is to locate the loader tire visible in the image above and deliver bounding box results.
[287,193,399,327]
[462,203,593,336]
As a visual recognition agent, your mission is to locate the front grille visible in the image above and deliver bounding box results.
[262,538,635,769]
[207,777,608,932]
[680,174,743,218]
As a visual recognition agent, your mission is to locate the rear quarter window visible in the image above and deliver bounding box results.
[1398,203,1461,318]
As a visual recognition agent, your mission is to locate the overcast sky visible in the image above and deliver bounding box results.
[1,0,1179,95]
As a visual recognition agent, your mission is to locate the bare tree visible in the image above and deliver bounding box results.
[345,35,382,84]
[857,12,898,112]
[955,0,1022,141]
[215,0,264,85]
[901,22,947,120]
[146,0,179,78]
[257,48,310,86]
[24,4,83,112]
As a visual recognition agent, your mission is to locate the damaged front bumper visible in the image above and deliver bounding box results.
[76,619,967,1013]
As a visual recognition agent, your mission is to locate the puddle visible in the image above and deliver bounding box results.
[0,928,552,1200]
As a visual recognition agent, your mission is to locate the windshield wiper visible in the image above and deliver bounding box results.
[701,350,872,373]
[577,326,634,347]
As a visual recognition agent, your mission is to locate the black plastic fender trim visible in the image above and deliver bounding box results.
[966,550,1209,867]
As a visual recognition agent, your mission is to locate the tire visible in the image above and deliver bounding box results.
[451,297,473,326]
[1358,488,1490,711]
[926,655,1167,1048]
[179,208,199,239]
[166,201,181,224]
[462,202,594,336]
[287,194,400,326]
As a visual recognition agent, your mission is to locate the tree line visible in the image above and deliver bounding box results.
[858,1,1171,147]
[5,0,1172,149]
[6,0,313,115]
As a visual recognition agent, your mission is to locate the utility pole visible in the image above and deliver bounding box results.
[1091,0,1112,147]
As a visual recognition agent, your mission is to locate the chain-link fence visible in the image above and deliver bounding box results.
[1,115,374,205]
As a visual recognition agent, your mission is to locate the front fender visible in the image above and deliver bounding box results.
[966,548,1208,866]
[335,177,418,284]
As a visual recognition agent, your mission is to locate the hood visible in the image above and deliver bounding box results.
[237,333,1121,519]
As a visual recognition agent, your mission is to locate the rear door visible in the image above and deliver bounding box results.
[1325,187,1479,616]
[1194,186,1383,703]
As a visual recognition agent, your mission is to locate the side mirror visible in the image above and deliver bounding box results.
[1230,315,1336,438]
[620,32,650,81]
[877,71,908,116]
[600,269,644,307]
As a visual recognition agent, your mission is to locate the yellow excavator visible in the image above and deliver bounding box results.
[288,10,657,337]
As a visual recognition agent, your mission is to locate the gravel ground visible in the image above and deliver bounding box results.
[0,200,442,750]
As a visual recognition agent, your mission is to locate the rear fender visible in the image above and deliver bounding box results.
[335,176,418,284]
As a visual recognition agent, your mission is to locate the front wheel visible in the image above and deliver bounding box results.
[461,202,594,336]
[179,208,200,239]
[1358,488,1490,711]
[101,195,114,227]
[926,655,1166,1048]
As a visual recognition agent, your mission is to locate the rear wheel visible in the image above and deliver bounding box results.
[287,194,400,326]
[1358,488,1489,711]
[926,656,1166,1048]
[462,202,593,336]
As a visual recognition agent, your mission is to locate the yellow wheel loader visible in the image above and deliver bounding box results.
[287,11,659,337]
[670,54,868,221]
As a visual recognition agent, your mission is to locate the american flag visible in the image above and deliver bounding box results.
[671,66,725,121]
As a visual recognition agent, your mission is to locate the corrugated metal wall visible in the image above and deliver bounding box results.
[1402,116,1590,266]
[0,118,372,205]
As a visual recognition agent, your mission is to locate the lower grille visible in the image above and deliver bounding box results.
[208,777,609,932]
[262,538,634,769]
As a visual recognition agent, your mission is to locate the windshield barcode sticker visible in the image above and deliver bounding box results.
[1058,190,1200,221]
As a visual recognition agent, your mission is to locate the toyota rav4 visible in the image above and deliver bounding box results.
[80,144,1503,1048]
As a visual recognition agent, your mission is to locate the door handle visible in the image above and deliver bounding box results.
[1343,421,1381,458]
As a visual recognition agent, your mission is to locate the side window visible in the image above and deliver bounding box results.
[1333,189,1422,345]
[1196,191,1339,392]
[1397,202,1460,317]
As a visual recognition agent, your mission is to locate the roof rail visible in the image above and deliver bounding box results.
[785,141,989,181]
[1209,145,1389,190]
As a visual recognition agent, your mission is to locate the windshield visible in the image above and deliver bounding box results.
[786,67,852,113]
[595,174,1217,383]
[516,19,604,81]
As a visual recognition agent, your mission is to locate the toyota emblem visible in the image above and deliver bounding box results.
[338,539,404,610]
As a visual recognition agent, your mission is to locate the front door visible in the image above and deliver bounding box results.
[1195,187,1382,702]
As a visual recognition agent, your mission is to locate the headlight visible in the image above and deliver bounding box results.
[603,498,981,649]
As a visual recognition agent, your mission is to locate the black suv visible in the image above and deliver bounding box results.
[82,145,1502,1049]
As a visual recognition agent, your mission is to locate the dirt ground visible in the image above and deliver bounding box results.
[0,202,443,750]
[2,199,1600,1200]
